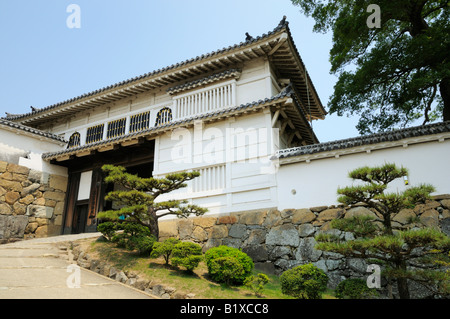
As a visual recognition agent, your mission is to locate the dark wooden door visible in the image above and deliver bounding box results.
[72,203,88,234]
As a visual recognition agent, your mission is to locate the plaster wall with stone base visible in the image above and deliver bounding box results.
[0,161,68,243]
[158,196,450,298]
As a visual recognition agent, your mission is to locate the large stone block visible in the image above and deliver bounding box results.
[0,215,28,239]
[294,237,322,262]
[6,163,29,175]
[26,205,54,219]
[266,224,300,247]
[0,179,22,192]
[292,209,316,224]
[239,210,267,225]
[49,175,68,192]
[43,191,66,202]
[210,224,228,238]
[158,220,178,238]
[317,208,343,222]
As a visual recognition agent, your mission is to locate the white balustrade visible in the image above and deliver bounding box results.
[174,82,235,120]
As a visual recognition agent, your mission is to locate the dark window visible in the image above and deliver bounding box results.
[86,124,104,144]
[129,111,150,133]
[106,118,126,139]
[67,132,81,148]
[155,107,172,126]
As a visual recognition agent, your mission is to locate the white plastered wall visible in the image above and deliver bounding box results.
[276,138,450,210]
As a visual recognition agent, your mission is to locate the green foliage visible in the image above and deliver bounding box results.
[244,273,270,297]
[209,257,246,286]
[331,215,379,238]
[97,221,118,241]
[291,0,450,133]
[205,246,254,285]
[97,164,207,239]
[171,242,203,272]
[150,238,181,265]
[280,264,328,299]
[316,163,450,298]
[111,222,156,256]
[335,278,378,299]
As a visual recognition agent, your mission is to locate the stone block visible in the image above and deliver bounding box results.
[228,224,247,238]
[0,179,22,192]
[193,216,217,228]
[0,161,7,173]
[210,224,228,238]
[441,199,450,210]
[21,183,40,196]
[246,229,266,245]
[242,245,268,262]
[26,205,54,219]
[191,226,208,242]
[217,215,237,224]
[5,191,20,205]
[393,209,416,224]
[420,209,439,228]
[0,203,12,215]
[345,206,377,219]
[297,223,315,237]
[43,191,66,202]
[49,175,68,192]
[266,224,300,246]
[178,219,193,239]
[6,163,29,175]
[292,209,316,224]
[12,202,26,215]
[317,208,343,222]
[158,220,178,238]
[239,210,267,225]
[294,237,322,262]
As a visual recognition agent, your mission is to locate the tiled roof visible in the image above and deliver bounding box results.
[0,118,67,143]
[273,121,450,160]
[167,69,241,94]
[5,16,326,125]
[42,86,302,161]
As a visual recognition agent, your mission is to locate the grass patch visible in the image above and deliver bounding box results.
[87,239,336,299]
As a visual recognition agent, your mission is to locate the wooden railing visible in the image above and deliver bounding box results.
[174,82,235,119]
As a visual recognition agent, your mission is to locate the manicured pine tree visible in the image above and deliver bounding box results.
[97,164,207,240]
[316,163,450,299]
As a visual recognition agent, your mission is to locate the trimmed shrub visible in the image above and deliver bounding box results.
[205,245,254,285]
[111,222,156,255]
[171,242,203,272]
[97,221,118,241]
[335,278,378,299]
[280,263,328,299]
[150,238,181,265]
[209,257,245,285]
[244,273,270,296]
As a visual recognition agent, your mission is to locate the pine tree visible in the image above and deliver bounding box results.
[316,163,450,299]
[97,164,207,239]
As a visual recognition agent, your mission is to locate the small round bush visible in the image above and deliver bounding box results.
[209,257,245,285]
[150,238,181,265]
[205,246,254,285]
[97,221,117,241]
[335,278,378,299]
[171,242,203,272]
[280,264,328,299]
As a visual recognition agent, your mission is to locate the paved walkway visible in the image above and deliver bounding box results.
[0,233,155,299]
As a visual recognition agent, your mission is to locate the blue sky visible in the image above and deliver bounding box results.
[0,0,360,142]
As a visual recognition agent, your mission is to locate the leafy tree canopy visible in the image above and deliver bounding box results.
[291,0,450,134]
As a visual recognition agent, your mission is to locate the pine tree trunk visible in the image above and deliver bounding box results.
[147,208,159,240]
[396,260,410,299]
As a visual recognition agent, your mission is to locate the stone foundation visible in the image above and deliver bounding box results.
[0,161,67,243]
[159,195,450,296]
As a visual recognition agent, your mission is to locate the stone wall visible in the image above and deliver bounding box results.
[159,196,450,293]
[0,161,68,243]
